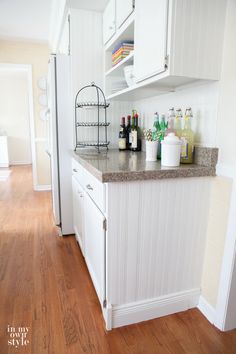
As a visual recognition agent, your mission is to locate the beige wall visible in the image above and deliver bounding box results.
[0,40,50,185]
[201,177,233,306]
[0,71,31,164]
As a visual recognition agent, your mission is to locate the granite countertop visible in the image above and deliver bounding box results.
[72,147,218,183]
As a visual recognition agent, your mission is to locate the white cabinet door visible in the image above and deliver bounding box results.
[103,0,116,44]
[72,176,84,254]
[116,0,134,29]
[84,193,106,307]
[134,0,169,82]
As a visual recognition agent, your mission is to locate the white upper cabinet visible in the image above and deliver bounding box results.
[103,0,227,100]
[103,0,116,44]
[134,0,168,83]
[116,0,134,29]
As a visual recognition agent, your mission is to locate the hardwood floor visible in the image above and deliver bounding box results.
[0,165,236,354]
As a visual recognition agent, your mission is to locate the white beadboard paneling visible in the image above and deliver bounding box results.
[107,177,211,306]
[135,81,220,147]
[169,0,226,80]
[70,9,133,147]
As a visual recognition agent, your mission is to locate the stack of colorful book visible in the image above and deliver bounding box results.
[112,41,134,66]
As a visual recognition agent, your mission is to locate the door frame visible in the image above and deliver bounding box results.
[0,63,37,189]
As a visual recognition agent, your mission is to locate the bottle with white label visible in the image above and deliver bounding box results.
[131,113,137,151]
[180,108,194,164]
[119,117,126,150]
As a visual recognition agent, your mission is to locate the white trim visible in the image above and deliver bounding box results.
[27,65,38,190]
[0,163,9,168]
[198,295,216,324]
[34,184,51,191]
[110,289,200,329]
[10,161,31,165]
[214,163,236,331]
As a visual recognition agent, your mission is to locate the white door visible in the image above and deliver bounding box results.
[84,193,106,307]
[116,0,134,29]
[134,0,169,82]
[103,0,116,44]
[72,176,84,254]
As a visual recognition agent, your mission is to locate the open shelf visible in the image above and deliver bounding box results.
[76,141,110,148]
[76,102,110,108]
[105,51,134,77]
[76,122,110,127]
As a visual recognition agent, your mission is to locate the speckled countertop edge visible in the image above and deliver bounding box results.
[72,146,218,183]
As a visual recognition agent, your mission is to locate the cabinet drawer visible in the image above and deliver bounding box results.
[72,158,105,213]
[72,158,85,186]
[83,167,105,213]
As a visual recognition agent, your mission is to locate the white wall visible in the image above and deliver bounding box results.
[214,0,236,330]
[0,70,31,165]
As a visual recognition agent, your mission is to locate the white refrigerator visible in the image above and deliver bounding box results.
[47,54,74,235]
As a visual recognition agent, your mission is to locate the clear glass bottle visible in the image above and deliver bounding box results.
[180,108,194,164]
[165,107,176,136]
[175,108,183,138]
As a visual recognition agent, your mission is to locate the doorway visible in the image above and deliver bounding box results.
[0,63,36,187]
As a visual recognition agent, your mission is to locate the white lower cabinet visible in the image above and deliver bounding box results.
[84,192,106,308]
[72,158,212,330]
[72,176,84,254]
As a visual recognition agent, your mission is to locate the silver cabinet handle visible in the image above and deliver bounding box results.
[86,184,93,190]
[73,168,78,173]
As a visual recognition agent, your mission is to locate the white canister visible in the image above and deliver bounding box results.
[146,140,158,161]
[161,133,182,167]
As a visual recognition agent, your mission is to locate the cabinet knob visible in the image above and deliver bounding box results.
[86,184,93,191]
[73,168,78,173]
[108,25,114,30]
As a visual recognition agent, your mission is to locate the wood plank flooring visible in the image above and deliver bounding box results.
[0,165,236,354]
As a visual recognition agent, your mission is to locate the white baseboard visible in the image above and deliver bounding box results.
[111,289,200,328]
[10,161,32,165]
[34,184,51,191]
[0,163,9,168]
[198,295,216,324]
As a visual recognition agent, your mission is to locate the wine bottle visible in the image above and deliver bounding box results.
[136,113,142,151]
[131,113,137,151]
[180,108,194,164]
[126,115,132,150]
[119,117,126,150]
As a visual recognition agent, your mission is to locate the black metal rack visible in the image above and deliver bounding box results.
[74,83,110,152]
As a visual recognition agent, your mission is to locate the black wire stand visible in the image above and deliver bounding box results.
[74,83,110,152]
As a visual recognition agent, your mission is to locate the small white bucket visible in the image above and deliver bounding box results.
[146,140,158,161]
[161,133,182,167]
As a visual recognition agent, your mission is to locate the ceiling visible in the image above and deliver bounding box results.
[0,0,108,43]
[0,0,52,42]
